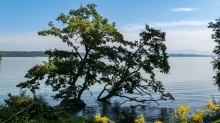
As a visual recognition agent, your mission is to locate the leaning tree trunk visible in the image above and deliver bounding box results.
[97,85,119,102]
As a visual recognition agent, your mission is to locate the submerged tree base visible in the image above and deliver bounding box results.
[59,98,86,109]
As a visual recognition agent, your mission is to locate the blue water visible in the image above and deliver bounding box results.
[0,57,219,113]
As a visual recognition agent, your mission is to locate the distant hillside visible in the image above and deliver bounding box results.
[167,49,214,55]
[1,51,214,57]
[2,51,48,57]
[168,54,214,57]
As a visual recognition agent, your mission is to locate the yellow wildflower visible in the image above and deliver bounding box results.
[192,110,204,123]
[135,119,140,123]
[135,114,145,123]
[94,113,114,123]
[154,120,163,123]
[206,100,220,113]
[176,104,190,119]
[95,113,101,120]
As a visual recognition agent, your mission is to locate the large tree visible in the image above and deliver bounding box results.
[208,18,220,87]
[17,4,173,107]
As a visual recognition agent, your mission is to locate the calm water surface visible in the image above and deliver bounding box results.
[0,57,219,119]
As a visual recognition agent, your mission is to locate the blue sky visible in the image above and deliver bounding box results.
[1,0,220,51]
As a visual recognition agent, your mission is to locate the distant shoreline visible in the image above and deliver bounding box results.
[168,54,214,57]
[1,51,214,57]
[1,51,48,57]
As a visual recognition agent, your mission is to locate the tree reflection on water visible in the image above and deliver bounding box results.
[65,101,173,123]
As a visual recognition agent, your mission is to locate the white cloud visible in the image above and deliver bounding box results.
[121,28,215,52]
[149,20,210,27]
[121,20,211,32]
[0,25,216,52]
[121,20,214,51]
[121,23,145,32]
[165,29,214,51]
[170,7,196,12]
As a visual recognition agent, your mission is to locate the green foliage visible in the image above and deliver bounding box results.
[4,90,32,106]
[3,92,220,123]
[0,91,90,123]
[17,3,173,107]
[208,18,220,88]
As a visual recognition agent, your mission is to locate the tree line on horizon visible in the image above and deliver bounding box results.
[1,51,48,57]
[0,51,213,57]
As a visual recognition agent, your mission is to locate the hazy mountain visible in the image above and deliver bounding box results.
[167,49,214,55]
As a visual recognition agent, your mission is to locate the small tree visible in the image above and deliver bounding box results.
[208,18,220,87]
[17,4,173,107]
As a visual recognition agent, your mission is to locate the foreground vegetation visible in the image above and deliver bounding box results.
[1,91,220,123]
[0,91,149,123]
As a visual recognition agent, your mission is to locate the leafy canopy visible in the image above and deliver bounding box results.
[17,4,173,105]
[208,18,220,88]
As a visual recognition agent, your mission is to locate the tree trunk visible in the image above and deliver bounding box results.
[97,80,123,102]
[97,87,118,102]
[77,83,88,99]
[97,93,114,102]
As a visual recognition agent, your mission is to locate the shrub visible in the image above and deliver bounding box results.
[0,90,78,123]
[166,100,220,123]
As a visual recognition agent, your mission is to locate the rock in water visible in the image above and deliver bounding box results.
[59,98,86,108]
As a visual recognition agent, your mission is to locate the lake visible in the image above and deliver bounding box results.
[0,57,219,121]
